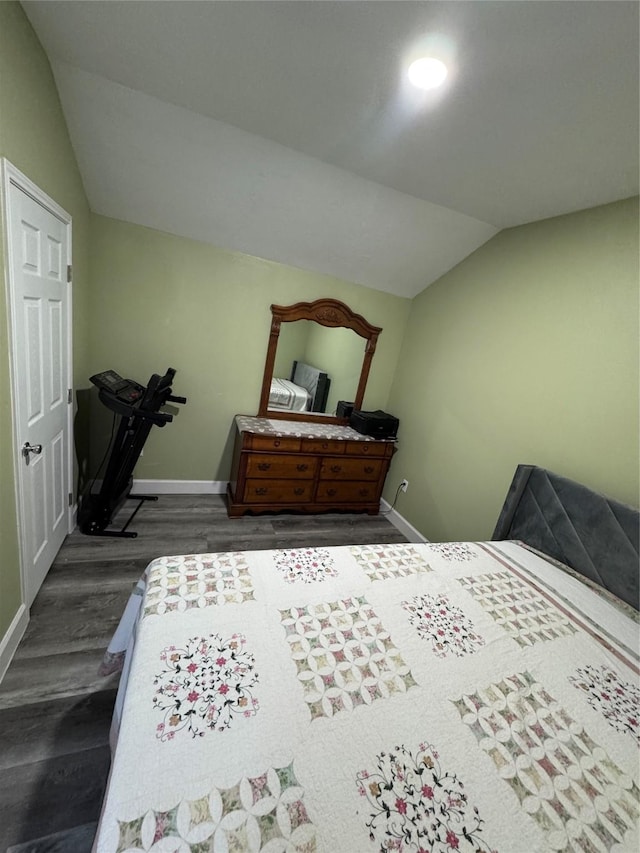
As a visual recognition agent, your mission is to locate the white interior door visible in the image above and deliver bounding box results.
[4,163,72,607]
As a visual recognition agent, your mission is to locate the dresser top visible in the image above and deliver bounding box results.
[235,415,392,442]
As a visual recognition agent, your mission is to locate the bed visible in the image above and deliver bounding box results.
[94,466,639,852]
[268,377,311,412]
[269,361,331,413]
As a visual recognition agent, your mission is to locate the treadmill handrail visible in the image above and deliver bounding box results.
[98,389,173,424]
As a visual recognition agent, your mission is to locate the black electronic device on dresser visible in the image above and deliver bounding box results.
[336,400,355,419]
[78,367,186,538]
[349,408,399,440]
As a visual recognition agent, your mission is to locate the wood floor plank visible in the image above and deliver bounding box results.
[270,510,396,529]
[0,747,109,850]
[272,531,408,549]
[16,587,134,655]
[41,557,148,586]
[124,494,225,513]
[0,649,121,709]
[0,690,116,769]
[56,532,210,563]
[204,533,295,552]
[6,821,97,853]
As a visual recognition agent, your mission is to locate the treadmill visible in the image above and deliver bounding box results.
[78,367,186,538]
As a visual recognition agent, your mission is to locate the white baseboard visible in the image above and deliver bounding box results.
[380,499,429,543]
[0,603,28,685]
[132,479,227,495]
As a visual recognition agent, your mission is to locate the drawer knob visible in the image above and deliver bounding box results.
[274,440,281,447]
[330,465,342,473]
[255,487,268,496]
[257,462,271,471]
[359,488,370,497]
[364,466,374,474]
[294,487,304,496]
[296,463,308,471]
[327,488,337,496]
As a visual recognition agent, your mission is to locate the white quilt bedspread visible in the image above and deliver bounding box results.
[268,378,310,412]
[94,541,639,852]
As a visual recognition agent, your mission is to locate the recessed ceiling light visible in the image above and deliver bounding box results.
[407,57,448,90]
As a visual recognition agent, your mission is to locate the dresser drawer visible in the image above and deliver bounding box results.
[244,479,313,503]
[319,458,383,480]
[246,454,317,479]
[316,481,379,503]
[248,435,301,452]
[344,440,390,457]
[300,438,345,454]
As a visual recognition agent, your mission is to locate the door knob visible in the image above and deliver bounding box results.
[22,442,43,463]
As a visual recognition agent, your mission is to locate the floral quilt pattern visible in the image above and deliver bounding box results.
[569,663,640,742]
[350,543,432,582]
[272,547,338,584]
[144,552,255,616]
[457,571,577,646]
[280,595,417,719]
[153,633,259,740]
[453,671,640,852]
[115,761,316,852]
[356,741,497,853]
[426,542,478,562]
[402,593,485,658]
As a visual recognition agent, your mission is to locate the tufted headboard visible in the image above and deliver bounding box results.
[291,361,331,413]
[492,464,639,610]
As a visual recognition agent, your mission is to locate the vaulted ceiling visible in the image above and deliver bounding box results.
[22,1,639,298]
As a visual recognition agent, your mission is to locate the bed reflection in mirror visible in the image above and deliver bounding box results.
[269,320,367,416]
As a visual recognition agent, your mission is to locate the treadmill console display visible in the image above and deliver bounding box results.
[90,370,145,402]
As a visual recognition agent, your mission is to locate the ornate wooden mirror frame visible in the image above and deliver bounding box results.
[257,298,382,424]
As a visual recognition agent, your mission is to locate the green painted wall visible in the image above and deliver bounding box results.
[273,321,311,378]
[88,215,411,480]
[0,2,90,640]
[385,197,640,541]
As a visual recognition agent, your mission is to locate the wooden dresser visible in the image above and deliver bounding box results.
[227,416,395,517]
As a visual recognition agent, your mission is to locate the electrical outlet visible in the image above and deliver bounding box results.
[400,479,409,493]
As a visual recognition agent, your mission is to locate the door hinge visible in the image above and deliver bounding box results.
[68,492,73,507]
[68,388,73,404]
[67,264,72,283]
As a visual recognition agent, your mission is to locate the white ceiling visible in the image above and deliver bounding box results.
[22,0,639,298]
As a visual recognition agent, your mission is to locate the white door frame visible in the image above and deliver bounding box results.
[1,158,74,608]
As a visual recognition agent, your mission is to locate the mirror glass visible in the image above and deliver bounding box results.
[257,299,382,425]
[271,321,367,416]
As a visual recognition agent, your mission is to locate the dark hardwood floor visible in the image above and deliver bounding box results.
[0,494,409,853]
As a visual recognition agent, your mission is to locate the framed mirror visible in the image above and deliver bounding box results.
[257,298,382,424]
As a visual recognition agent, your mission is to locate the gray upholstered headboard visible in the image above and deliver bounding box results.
[493,465,639,610]
[291,361,330,413]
